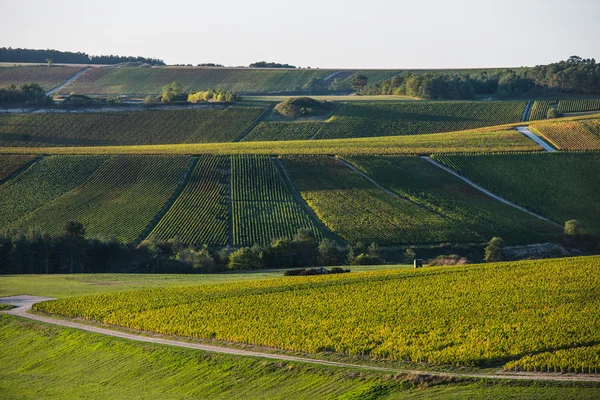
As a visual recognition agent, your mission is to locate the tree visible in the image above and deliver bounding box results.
[144,95,156,106]
[265,238,294,269]
[63,221,86,273]
[351,75,368,92]
[484,237,504,262]
[318,238,346,266]
[564,219,587,236]
[546,107,560,119]
[45,58,54,67]
[161,82,186,103]
[303,77,326,91]
[292,229,318,267]
[329,77,349,91]
[228,247,263,270]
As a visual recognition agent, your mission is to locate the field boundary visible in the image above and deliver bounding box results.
[423,156,559,225]
[516,127,558,152]
[522,100,533,122]
[233,105,272,142]
[0,155,43,187]
[1,297,598,383]
[45,67,92,96]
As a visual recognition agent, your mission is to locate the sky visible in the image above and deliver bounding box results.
[1,0,599,69]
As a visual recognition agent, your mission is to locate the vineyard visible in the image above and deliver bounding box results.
[0,154,36,181]
[0,155,108,227]
[148,156,230,246]
[343,156,559,244]
[313,101,527,139]
[0,129,542,156]
[54,67,337,96]
[34,256,600,371]
[0,65,83,90]
[242,121,323,141]
[432,152,600,235]
[528,99,600,121]
[13,155,191,242]
[280,156,472,244]
[231,156,322,245]
[530,117,600,150]
[0,107,263,147]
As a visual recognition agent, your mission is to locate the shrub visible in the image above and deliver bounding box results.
[484,237,504,262]
[427,254,468,266]
[228,246,263,270]
[564,219,588,236]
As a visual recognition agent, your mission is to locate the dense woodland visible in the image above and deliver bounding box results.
[0,47,165,66]
[359,56,600,99]
[0,83,52,106]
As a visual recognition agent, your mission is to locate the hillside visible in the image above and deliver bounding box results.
[0,65,84,91]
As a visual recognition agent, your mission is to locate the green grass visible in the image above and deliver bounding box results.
[342,156,560,244]
[2,315,597,400]
[13,155,190,242]
[280,156,471,245]
[314,101,527,139]
[432,153,600,235]
[0,107,264,147]
[0,154,36,181]
[0,65,83,90]
[0,155,109,227]
[35,256,600,371]
[0,128,542,156]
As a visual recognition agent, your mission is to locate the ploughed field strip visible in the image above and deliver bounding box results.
[530,116,600,150]
[34,256,600,372]
[0,155,109,227]
[343,156,560,244]
[231,155,323,246]
[0,65,84,91]
[280,155,475,245]
[148,156,230,246]
[0,107,263,147]
[433,152,600,235]
[529,98,600,121]
[11,155,191,243]
[310,101,526,139]
[0,154,36,181]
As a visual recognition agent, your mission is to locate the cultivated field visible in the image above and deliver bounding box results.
[529,99,600,121]
[0,154,36,181]
[530,117,600,150]
[242,121,323,141]
[0,65,83,90]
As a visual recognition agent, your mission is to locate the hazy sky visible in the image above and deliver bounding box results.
[1,0,598,68]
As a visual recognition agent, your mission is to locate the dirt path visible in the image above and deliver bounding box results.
[516,127,558,152]
[521,100,533,122]
[45,67,92,96]
[2,295,598,383]
[422,157,559,225]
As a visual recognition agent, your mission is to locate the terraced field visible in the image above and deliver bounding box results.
[531,117,600,150]
[231,156,322,246]
[433,152,600,234]
[314,101,527,139]
[344,156,559,244]
[528,99,600,120]
[35,256,600,371]
[54,67,337,96]
[242,121,323,141]
[281,156,471,244]
[0,154,36,181]
[0,155,108,227]
[13,155,191,242]
[148,156,230,246]
[0,65,83,90]
[0,107,263,147]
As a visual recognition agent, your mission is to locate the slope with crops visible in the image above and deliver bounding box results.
[432,152,600,235]
[242,121,323,141]
[34,256,600,372]
[12,155,191,242]
[231,156,322,246]
[147,156,230,246]
[529,99,600,121]
[280,156,473,244]
[313,101,527,139]
[343,156,560,244]
[0,154,36,181]
[530,116,600,150]
[0,107,264,147]
[0,65,84,91]
[0,155,109,227]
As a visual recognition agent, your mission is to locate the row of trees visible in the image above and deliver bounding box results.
[249,61,296,68]
[0,47,164,65]
[148,82,237,104]
[0,83,52,106]
[357,57,600,99]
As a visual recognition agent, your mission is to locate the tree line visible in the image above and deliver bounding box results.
[0,83,52,106]
[0,47,165,66]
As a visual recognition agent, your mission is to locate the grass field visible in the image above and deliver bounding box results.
[34,256,600,372]
[13,155,190,242]
[0,154,36,181]
[313,101,527,139]
[281,156,471,244]
[231,156,322,246]
[343,156,559,244]
[0,107,263,147]
[0,128,542,156]
[2,316,597,400]
[0,155,108,227]
[0,65,83,90]
[432,153,600,235]
[530,117,600,150]
[148,156,230,246]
